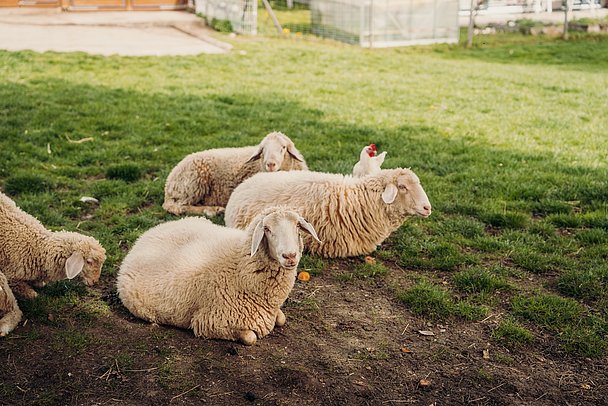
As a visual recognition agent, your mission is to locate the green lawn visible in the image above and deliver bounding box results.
[0,30,607,357]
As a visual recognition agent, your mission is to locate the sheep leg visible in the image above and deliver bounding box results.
[0,273,23,337]
[9,281,38,300]
[162,200,188,215]
[237,329,257,346]
[162,201,225,217]
[180,205,225,217]
[275,309,286,327]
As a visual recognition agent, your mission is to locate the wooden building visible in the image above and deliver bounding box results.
[0,0,186,11]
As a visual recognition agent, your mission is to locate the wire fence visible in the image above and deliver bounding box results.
[195,0,603,46]
[195,0,258,34]
[309,0,460,47]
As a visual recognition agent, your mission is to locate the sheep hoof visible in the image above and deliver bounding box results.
[275,310,286,327]
[201,207,225,217]
[12,283,38,300]
[239,330,257,346]
[0,323,14,337]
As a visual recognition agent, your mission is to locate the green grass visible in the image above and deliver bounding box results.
[337,261,389,280]
[51,328,93,354]
[105,164,143,182]
[452,267,512,294]
[397,280,487,321]
[491,317,534,348]
[298,254,325,276]
[1,29,607,356]
[512,293,607,356]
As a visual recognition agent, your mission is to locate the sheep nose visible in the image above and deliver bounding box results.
[266,162,277,171]
[282,252,297,260]
[423,205,431,212]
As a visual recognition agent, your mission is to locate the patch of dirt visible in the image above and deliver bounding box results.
[1,260,607,405]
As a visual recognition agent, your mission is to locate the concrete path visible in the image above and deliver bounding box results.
[0,9,232,56]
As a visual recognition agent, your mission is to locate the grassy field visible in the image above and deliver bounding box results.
[0,25,607,403]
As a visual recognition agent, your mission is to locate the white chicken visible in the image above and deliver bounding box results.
[352,144,387,177]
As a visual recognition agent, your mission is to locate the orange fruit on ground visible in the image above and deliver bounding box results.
[297,271,311,282]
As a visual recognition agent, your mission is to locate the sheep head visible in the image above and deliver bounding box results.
[55,232,107,285]
[246,132,305,172]
[250,207,320,270]
[379,168,432,218]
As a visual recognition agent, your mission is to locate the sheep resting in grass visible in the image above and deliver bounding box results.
[163,132,308,217]
[0,191,106,336]
[116,207,320,345]
[225,168,431,258]
[353,143,387,177]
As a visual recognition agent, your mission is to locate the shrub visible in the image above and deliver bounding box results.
[211,18,233,33]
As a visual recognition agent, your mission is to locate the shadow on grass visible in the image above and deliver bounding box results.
[0,77,606,236]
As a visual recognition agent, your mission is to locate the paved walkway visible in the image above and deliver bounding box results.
[0,9,232,56]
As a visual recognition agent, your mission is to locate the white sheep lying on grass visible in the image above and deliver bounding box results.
[117,207,320,345]
[225,168,431,258]
[163,132,308,217]
[0,191,106,336]
[353,143,387,177]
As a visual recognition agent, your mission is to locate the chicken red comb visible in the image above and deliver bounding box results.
[367,144,376,157]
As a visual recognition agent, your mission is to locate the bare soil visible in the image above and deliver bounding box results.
[1,258,606,406]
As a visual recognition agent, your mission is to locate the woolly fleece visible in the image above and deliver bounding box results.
[225,168,432,258]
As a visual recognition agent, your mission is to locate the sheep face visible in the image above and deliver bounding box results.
[381,169,432,218]
[58,232,107,286]
[80,244,106,286]
[251,209,320,270]
[247,132,304,172]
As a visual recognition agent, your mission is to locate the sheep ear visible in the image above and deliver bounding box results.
[246,147,263,163]
[251,220,266,256]
[382,183,398,204]
[298,218,321,243]
[287,143,305,162]
[376,151,387,165]
[65,251,85,279]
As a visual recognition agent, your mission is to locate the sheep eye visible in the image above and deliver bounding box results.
[86,259,94,264]
[398,184,408,191]
[264,226,271,233]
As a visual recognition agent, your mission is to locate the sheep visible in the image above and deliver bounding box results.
[116,207,320,346]
[0,272,22,337]
[162,132,308,217]
[224,168,431,258]
[352,143,387,177]
[0,191,106,301]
